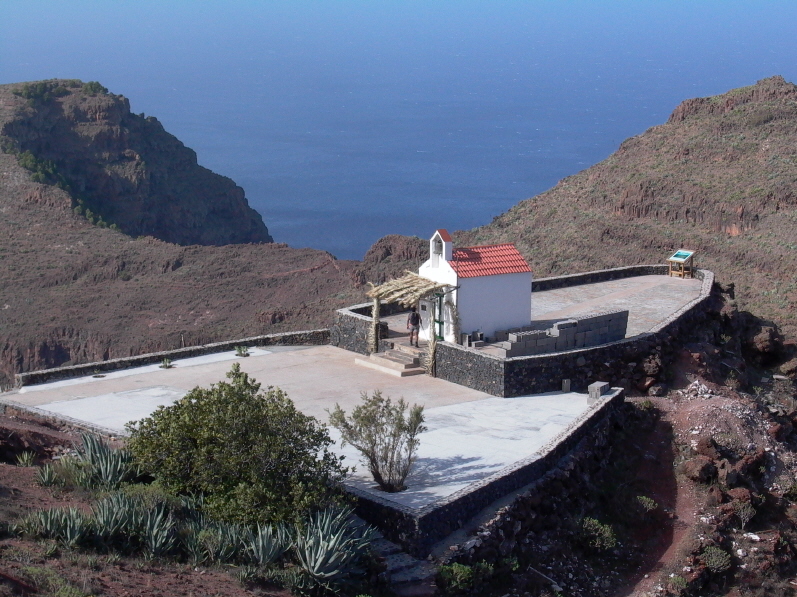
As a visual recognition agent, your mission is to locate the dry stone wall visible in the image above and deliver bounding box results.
[436,267,714,397]
[330,303,396,355]
[350,388,625,557]
[15,329,328,387]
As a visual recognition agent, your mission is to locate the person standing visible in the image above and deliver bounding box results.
[407,306,422,347]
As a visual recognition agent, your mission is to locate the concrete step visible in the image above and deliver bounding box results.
[361,519,438,597]
[354,357,426,377]
[393,343,425,357]
[374,352,420,369]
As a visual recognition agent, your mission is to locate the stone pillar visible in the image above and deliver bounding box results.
[370,297,381,354]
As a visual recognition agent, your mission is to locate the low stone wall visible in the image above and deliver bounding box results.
[442,397,634,569]
[531,264,669,292]
[330,302,396,355]
[436,268,714,397]
[14,329,329,388]
[350,388,625,557]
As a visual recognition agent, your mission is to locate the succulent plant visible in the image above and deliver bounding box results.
[292,507,375,593]
[247,522,290,566]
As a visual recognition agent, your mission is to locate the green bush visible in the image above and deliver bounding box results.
[82,81,109,95]
[701,545,731,573]
[127,363,348,525]
[329,390,426,492]
[12,81,70,104]
[580,517,617,551]
[438,561,495,594]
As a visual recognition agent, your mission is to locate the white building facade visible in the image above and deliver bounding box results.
[418,229,533,343]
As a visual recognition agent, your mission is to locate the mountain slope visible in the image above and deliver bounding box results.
[0,81,360,389]
[0,79,271,246]
[456,76,797,338]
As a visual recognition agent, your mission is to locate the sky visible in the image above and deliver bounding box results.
[2,1,797,258]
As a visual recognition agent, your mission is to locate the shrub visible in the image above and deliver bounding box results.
[636,495,658,513]
[159,358,173,369]
[438,563,474,594]
[701,545,732,573]
[127,363,348,525]
[81,81,109,95]
[12,81,70,104]
[329,390,426,492]
[733,500,756,529]
[580,517,617,551]
[235,346,250,357]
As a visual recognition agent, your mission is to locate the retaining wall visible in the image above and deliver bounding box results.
[330,302,398,355]
[436,268,714,397]
[350,388,625,557]
[14,329,329,388]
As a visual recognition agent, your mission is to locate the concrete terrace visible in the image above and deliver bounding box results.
[2,345,594,510]
[1,273,702,512]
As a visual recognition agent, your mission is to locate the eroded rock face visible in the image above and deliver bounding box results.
[1,80,272,246]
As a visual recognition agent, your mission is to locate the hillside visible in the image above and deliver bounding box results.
[456,76,797,342]
[0,81,361,389]
[0,79,271,246]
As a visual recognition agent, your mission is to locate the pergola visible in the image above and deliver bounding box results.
[365,272,450,353]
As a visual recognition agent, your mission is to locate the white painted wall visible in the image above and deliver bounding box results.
[456,272,532,339]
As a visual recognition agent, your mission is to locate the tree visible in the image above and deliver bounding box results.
[126,364,348,524]
[329,391,426,492]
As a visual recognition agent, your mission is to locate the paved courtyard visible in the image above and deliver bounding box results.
[531,274,703,336]
[0,274,700,511]
[3,344,593,509]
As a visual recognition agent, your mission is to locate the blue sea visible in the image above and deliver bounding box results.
[2,1,797,259]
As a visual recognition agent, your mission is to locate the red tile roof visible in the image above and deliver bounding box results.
[450,244,532,278]
[435,229,452,242]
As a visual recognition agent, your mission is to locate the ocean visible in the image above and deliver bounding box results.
[2,1,797,259]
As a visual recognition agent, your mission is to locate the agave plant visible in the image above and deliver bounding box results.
[78,433,138,490]
[293,507,375,593]
[15,451,36,467]
[141,502,176,559]
[247,523,291,566]
[29,507,90,547]
[36,463,59,487]
[200,521,247,564]
[92,493,143,545]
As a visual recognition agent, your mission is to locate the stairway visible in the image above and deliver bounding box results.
[354,344,426,377]
[370,530,438,596]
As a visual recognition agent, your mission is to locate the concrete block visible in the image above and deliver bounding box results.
[598,334,608,344]
[566,338,576,348]
[554,319,578,330]
[575,337,586,348]
[555,338,567,350]
[562,379,571,392]
[584,330,597,344]
[599,326,609,335]
[508,333,521,343]
[588,381,610,404]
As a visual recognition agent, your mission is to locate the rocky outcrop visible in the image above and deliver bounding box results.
[0,80,272,246]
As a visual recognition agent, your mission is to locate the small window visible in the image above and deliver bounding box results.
[433,239,443,255]
[420,304,427,311]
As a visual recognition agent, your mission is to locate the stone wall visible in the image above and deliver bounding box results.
[330,302,396,355]
[350,388,625,557]
[442,397,633,569]
[436,268,714,397]
[531,264,669,292]
[14,329,329,387]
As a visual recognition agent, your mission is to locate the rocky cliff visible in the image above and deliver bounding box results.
[0,80,271,245]
[0,80,360,389]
